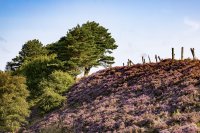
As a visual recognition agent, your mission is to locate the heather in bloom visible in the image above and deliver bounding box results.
[25,59,200,132]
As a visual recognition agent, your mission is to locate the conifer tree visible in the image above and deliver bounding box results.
[48,21,117,76]
[6,39,47,71]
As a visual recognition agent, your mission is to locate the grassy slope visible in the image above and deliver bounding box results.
[25,59,200,133]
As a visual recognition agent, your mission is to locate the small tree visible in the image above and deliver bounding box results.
[0,72,29,132]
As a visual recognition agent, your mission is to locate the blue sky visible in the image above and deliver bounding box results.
[1,0,200,72]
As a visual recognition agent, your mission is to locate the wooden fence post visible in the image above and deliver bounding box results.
[142,56,145,64]
[130,60,134,65]
[181,47,184,60]
[155,55,158,63]
[158,56,161,61]
[172,48,175,60]
[190,48,195,60]
[148,55,151,63]
[127,59,130,66]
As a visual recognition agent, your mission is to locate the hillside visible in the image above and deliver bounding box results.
[24,59,200,133]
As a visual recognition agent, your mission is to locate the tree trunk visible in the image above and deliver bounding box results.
[84,67,91,76]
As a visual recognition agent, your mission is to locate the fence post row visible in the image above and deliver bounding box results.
[123,47,197,66]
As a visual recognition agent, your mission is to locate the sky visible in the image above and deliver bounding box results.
[1,0,200,72]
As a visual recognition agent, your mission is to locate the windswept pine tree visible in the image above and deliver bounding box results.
[48,21,117,76]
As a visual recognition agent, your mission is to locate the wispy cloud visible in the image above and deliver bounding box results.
[184,17,200,31]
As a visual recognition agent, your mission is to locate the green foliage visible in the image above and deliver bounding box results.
[37,71,74,113]
[47,21,118,76]
[0,72,29,132]
[39,70,74,94]
[6,39,48,71]
[17,55,74,114]
[17,55,63,99]
[38,88,65,113]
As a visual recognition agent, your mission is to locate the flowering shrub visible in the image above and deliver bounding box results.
[25,59,200,132]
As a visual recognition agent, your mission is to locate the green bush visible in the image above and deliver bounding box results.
[0,72,29,132]
[39,70,74,94]
[37,70,74,113]
[38,88,65,113]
